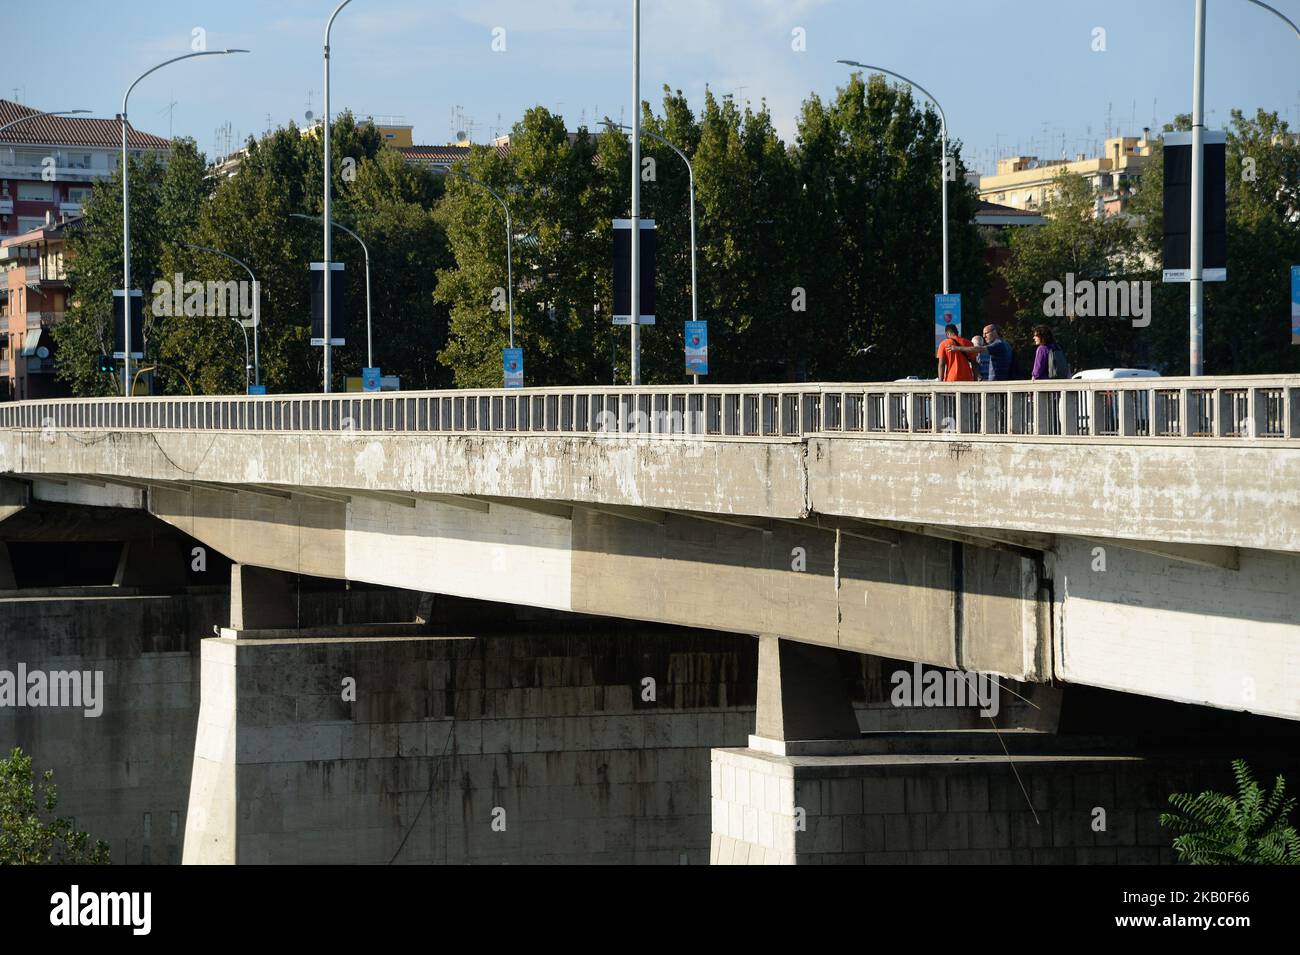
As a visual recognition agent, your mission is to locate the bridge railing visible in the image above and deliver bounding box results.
[1,376,1297,443]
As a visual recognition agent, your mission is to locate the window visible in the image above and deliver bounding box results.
[17,183,54,201]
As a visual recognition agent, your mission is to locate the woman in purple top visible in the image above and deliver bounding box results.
[1030,325,1054,380]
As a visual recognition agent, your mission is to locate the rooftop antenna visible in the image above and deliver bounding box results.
[157,90,179,139]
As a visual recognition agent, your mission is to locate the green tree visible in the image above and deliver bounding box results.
[793,73,986,380]
[1000,169,1143,370]
[0,747,110,864]
[1161,759,1300,864]
[151,115,447,394]
[437,108,609,387]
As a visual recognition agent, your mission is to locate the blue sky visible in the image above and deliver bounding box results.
[10,0,1300,174]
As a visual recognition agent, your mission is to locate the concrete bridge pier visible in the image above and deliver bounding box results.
[753,636,859,746]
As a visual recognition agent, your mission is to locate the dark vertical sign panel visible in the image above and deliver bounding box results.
[612,219,656,324]
[1162,131,1226,282]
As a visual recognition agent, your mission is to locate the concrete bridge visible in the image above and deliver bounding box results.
[2,374,1298,863]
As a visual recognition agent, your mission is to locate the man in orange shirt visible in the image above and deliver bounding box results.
[936,324,976,382]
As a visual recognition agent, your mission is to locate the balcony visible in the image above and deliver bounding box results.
[23,265,66,285]
[0,163,111,182]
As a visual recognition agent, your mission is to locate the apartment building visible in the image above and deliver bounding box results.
[978,132,1155,218]
[0,216,78,400]
[0,99,170,238]
[0,101,169,398]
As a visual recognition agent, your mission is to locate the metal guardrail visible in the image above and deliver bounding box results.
[1,377,1298,443]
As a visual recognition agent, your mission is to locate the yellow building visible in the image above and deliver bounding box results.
[373,122,413,148]
[978,132,1155,217]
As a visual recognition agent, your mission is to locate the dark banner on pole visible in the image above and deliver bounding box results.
[112,290,143,359]
[613,219,656,324]
[310,262,347,345]
[1162,131,1226,282]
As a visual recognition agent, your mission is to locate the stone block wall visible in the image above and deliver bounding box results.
[710,747,1300,865]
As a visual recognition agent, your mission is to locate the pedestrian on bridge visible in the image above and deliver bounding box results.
[936,324,977,382]
[948,324,1016,381]
[1031,325,1071,380]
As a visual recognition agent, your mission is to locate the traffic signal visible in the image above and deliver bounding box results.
[96,355,115,374]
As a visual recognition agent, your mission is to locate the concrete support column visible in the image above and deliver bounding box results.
[753,635,860,744]
[229,563,298,631]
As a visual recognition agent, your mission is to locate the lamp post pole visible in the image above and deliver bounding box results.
[604,120,698,381]
[837,60,949,295]
[1189,0,1207,376]
[0,109,91,136]
[322,0,357,393]
[630,0,642,385]
[181,243,260,389]
[120,49,248,396]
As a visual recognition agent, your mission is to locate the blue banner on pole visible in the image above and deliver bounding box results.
[247,384,267,396]
[934,293,962,350]
[1291,266,1300,346]
[685,320,708,375]
[503,348,524,388]
[362,367,381,393]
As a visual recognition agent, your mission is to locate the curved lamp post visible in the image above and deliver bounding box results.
[836,60,949,295]
[121,49,248,396]
[600,122,702,382]
[0,109,91,136]
[292,213,372,369]
[1244,0,1300,39]
[322,0,358,392]
[181,243,259,391]
[444,166,514,350]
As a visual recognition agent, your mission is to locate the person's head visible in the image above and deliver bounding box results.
[982,323,1001,342]
[1032,324,1055,346]
[971,335,985,347]
[944,324,960,338]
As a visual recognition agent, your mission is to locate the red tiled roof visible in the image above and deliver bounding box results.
[399,143,510,165]
[0,100,170,150]
[976,199,1044,217]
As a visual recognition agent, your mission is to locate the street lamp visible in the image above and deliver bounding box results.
[603,120,699,381]
[322,0,358,393]
[439,166,514,350]
[630,0,642,385]
[0,109,91,136]
[1186,0,1300,375]
[1244,0,1300,40]
[120,49,248,396]
[292,213,372,370]
[181,243,259,390]
[836,60,950,295]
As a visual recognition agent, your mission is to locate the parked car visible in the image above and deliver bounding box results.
[1071,368,1161,380]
